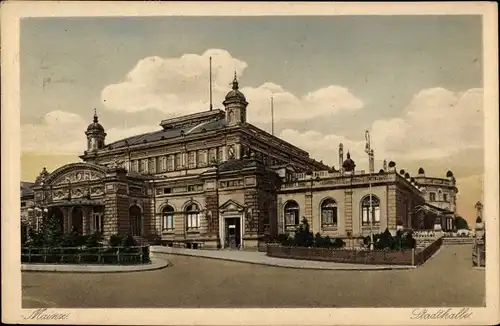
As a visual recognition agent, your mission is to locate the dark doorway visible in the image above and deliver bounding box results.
[129,205,142,236]
[224,218,241,249]
[71,207,83,235]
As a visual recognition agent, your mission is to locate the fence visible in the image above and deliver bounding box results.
[266,237,443,266]
[21,246,150,265]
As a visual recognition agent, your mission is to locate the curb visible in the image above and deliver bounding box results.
[21,257,170,273]
[151,248,416,271]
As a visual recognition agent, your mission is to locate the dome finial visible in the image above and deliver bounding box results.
[232,71,239,90]
[93,108,98,123]
[346,151,351,159]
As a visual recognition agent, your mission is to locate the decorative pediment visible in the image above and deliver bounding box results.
[44,163,106,185]
[219,199,245,213]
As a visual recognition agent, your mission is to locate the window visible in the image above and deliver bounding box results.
[162,206,174,231]
[284,201,300,227]
[443,194,448,202]
[149,158,156,173]
[175,154,182,169]
[188,152,196,168]
[186,203,200,230]
[167,155,174,171]
[429,192,436,201]
[209,148,217,164]
[93,213,103,233]
[217,147,224,162]
[187,185,196,192]
[21,201,26,207]
[361,195,380,226]
[140,160,146,173]
[161,157,167,172]
[163,188,172,194]
[197,151,206,167]
[321,198,338,227]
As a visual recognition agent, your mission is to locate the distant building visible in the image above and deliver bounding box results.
[20,75,458,249]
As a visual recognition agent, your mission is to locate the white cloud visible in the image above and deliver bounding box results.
[101,49,364,123]
[21,111,158,154]
[280,87,484,168]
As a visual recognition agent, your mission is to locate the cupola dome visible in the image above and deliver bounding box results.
[342,151,356,172]
[224,72,247,103]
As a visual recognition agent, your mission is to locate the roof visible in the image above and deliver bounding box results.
[104,115,227,150]
[218,158,259,172]
[21,182,35,197]
[424,202,454,214]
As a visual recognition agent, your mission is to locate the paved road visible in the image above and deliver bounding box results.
[22,244,484,308]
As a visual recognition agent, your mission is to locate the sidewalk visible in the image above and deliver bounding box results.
[21,258,169,273]
[150,246,416,271]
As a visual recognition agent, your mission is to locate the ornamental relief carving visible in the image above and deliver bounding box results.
[52,170,103,185]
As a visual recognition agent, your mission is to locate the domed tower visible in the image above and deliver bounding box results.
[85,109,106,152]
[342,151,356,172]
[223,72,248,126]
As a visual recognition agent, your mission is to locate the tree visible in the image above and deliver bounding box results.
[455,216,469,230]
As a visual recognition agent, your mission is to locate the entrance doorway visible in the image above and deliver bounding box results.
[71,207,84,235]
[224,218,241,249]
[129,205,142,236]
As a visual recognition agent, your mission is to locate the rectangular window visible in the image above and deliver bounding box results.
[321,208,338,226]
[162,213,174,231]
[217,147,224,162]
[175,154,182,169]
[429,192,436,201]
[149,158,156,173]
[167,155,174,171]
[187,213,200,230]
[197,151,205,167]
[163,188,172,194]
[443,194,448,202]
[285,211,299,226]
[187,185,196,192]
[161,157,167,172]
[21,202,26,207]
[362,207,380,226]
[188,152,196,168]
[209,149,217,164]
[140,160,146,173]
[93,214,103,233]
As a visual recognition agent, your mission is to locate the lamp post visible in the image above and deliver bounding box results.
[365,130,374,250]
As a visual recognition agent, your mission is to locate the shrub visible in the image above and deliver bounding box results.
[121,234,138,248]
[108,234,123,247]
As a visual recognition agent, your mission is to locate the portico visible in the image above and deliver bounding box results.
[219,200,246,250]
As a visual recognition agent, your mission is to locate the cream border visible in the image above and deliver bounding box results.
[1,1,498,325]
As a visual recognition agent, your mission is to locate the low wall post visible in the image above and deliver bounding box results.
[411,248,415,266]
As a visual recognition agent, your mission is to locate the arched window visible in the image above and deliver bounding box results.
[321,198,338,227]
[186,203,200,230]
[162,205,175,231]
[284,201,300,227]
[361,195,380,226]
[437,189,443,201]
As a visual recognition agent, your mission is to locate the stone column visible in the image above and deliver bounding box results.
[344,189,353,234]
[61,207,70,234]
[82,207,91,235]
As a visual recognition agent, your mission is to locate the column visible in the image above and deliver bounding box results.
[61,207,70,234]
[82,207,91,235]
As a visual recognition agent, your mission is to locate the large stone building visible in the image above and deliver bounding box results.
[20,75,457,249]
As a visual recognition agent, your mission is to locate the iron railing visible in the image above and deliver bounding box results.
[21,245,150,265]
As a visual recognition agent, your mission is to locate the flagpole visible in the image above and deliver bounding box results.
[209,56,213,111]
[365,130,374,250]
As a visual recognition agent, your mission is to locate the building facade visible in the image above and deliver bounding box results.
[21,76,458,249]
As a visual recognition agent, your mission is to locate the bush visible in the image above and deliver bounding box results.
[275,219,346,249]
[121,234,138,247]
[108,234,123,247]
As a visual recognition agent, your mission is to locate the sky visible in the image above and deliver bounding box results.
[20,15,484,223]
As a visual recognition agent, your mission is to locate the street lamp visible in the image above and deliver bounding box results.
[365,130,374,250]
